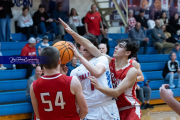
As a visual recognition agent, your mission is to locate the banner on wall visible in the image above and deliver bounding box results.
[110,0,180,26]
[12,0,33,7]
[41,0,69,14]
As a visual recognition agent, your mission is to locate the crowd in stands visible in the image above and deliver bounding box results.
[1,1,180,113]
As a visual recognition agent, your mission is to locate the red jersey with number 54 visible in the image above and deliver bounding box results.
[33,73,80,120]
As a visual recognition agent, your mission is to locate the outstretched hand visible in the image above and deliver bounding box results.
[88,76,101,90]
[159,84,174,103]
[68,42,81,59]
[59,18,75,35]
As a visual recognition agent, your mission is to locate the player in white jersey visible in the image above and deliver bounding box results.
[69,35,120,120]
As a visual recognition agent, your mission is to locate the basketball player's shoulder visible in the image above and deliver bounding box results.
[127,66,138,76]
[70,65,81,76]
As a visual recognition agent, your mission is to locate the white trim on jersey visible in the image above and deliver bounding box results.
[41,74,62,80]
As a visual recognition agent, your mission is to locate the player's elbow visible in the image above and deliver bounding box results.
[80,107,88,119]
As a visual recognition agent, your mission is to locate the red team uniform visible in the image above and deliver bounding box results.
[33,73,80,120]
[109,58,141,120]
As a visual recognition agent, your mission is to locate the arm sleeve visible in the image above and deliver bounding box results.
[33,13,41,25]
[152,29,161,41]
[18,16,25,28]
[69,17,73,25]
[9,1,14,7]
[96,56,109,69]
[51,11,56,19]
[29,14,33,26]
[79,16,83,26]
[84,14,89,24]
[21,48,28,56]
[161,32,166,40]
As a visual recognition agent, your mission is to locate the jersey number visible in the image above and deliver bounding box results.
[40,92,66,111]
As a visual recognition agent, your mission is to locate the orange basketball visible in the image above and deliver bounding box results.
[53,41,74,64]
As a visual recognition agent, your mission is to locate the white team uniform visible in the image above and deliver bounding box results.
[70,56,120,120]
[161,0,169,11]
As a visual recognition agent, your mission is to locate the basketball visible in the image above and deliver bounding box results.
[53,41,74,64]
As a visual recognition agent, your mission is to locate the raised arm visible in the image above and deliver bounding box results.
[30,83,40,119]
[69,42,106,78]
[132,60,144,82]
[59,18,104,58]
[89,67,137,98]
[70,76,88,119]
[160,84,180,116]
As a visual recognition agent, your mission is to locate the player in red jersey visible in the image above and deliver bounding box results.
[30,46,88,120]
[59,18,140,120]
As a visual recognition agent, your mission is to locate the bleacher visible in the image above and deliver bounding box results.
[0,33,180,119]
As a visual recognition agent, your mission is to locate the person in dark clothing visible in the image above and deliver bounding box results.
[170,13,180,39]
[162,52,180,89]
[135,9,148,30]
[33,4,60,38]
[52,2,77,39]
[0,0,14,42]
[161,25,178,44]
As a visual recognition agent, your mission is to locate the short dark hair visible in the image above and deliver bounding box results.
[117,38,139,59]
[40,46,60,69]
[22,6,29,11]
[76,34,99,48]
[57,2,63,8]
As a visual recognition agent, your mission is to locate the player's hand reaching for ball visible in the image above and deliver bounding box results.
[88,76,101,90]
[160,84,174,103]
[59,18,75,35]
[68,42,81,59]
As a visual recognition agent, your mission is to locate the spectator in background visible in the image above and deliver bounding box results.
[18,7,42,41]
[85,4,104,43]
[173,43,180,65]
[161,25,178,44]
[52,2,77,39]
[20,37,37,79]
[136,73,154,109]
[38,35,50,55]
[128,22,149,54]
[98,43,108,54]
[162,52,180,89]
[127,9,136,33]
[152,20,175,54]
[67,56,78,76]
[170,13,180,39]
[69,8,85,36]
[159,12,176,37]
[135,9,148,31]
[26,66,42,120]
[0,0,14,42]
[33,4,60,38]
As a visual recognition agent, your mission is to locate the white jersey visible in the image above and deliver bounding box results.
[161,0,169,11]
[70,56,114,107]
